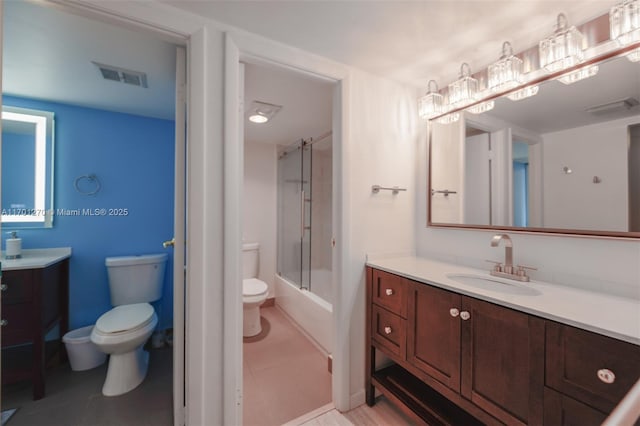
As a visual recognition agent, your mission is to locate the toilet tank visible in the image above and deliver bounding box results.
[105,253,168,306]
[242,242,259,279]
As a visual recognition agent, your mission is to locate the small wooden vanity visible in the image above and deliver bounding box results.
[365,261,640,426]
[2,248,71,400]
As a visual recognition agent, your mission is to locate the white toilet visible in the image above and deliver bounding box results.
[90,253,167,396]
[242,243,269,337]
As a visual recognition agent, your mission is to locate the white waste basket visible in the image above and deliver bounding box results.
[62,325,106,371]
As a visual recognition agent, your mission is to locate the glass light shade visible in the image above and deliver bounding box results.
[436,112,460,124]
[557,65,599,85]
[610,0,640,46]
[418,80,444,119]
[467,101,495,114]
[488,42,524,92]
[448,63,478,108]
[506,85,539,101]
[539,14,586,73]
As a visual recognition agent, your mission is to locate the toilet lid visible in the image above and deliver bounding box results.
[95,303,155,334]
[243,278,268,296]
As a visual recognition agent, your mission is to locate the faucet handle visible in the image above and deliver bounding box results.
[485,260,503,272]
[516,264,537,277]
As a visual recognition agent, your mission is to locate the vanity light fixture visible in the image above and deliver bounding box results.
[610,0,640,62]
[557,65,599,84]
[418,80,445,120]
[507,85,539,101]
[488,42,524,92]
[435,112,460,124]
[466,100,495,114]
[247,100,282,124]
[448,63,478,108]
[539,13,587,73]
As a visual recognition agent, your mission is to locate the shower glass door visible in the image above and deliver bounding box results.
[277,140,312,289]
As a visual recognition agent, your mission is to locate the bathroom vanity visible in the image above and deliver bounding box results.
[1,248,71,400]
[365,257,640,426]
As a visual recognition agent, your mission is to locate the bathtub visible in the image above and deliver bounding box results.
[274,269,332,355]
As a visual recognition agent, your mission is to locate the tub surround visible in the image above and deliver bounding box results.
[366,256,640,345]
[2,247,72,271]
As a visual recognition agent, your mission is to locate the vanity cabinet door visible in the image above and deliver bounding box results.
[460,296,545,426]
[543,387,607,426]
[406,282,461,392]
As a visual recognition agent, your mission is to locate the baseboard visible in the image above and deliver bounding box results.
[350,389,366,410]
[328,354,333,374]
[263,297,275,307]
[281,402,334,426]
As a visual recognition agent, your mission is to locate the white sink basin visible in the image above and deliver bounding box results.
[446,273,541,296]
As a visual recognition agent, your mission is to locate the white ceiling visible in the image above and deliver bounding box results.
[166,0,620,89]
[3,1,177,120]
[244,62,334,146]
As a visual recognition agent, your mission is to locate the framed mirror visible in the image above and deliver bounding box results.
[2,105,55,228]
[428,50,640,238]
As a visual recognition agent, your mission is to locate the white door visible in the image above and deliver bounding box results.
[490,128,514,226]
[463,133,491,225]
[172,46,187,426]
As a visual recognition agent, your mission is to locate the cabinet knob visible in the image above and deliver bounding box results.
[0,319,7,327]
[597,368,616,384]
[384,326,392,335]
[0,284,7,292]
[385,288,394,296]
[450,308,460,317]
[460,311,471,321]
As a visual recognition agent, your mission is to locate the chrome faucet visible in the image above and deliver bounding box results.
[488,234,536,282]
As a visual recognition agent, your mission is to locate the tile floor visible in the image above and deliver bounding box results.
[243,306,332,426]
[1,346,172,426]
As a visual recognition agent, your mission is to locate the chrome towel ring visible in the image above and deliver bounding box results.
[74,174,101,196]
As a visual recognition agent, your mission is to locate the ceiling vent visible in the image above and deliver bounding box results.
[92,61,148,88]
[586,97,639,115]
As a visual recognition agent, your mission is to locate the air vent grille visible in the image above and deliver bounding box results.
[92,61,148,88]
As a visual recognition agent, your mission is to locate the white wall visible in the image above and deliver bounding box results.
[542,116,636,232]
[243,140,277,296]
[346,69,418,402]
[418,117,640,301]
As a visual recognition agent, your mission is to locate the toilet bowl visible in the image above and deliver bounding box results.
[243,278,269,337]
[90,253,167,396]
[91,303,158,396]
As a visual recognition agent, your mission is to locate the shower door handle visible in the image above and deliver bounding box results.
[301,189,305,239]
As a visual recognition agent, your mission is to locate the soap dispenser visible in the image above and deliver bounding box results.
[6,231,22,259]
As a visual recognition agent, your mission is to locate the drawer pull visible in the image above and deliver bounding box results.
[0,319,7,327]
[384,326,392,335]
[597,368,616,384]
[0,284,7,292]
[385,288,394,296]
[460,311,471,321]
[449,308,460,317]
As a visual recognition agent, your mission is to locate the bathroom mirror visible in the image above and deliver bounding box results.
[428,51,640,238]
[2,105,55,228]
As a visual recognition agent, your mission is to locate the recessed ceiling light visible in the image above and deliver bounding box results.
[246,100,282,124]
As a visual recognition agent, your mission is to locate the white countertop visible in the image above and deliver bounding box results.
[366,256,640,345]
[1,248,72,271]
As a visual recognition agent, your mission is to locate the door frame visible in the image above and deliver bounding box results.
[224,33,353,416]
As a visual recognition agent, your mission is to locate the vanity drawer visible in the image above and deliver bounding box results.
[371,269,407,318]
[371,305,406,358]
[545,321,640,413]
[1,270,34,304]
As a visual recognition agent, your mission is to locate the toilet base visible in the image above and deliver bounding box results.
[243,304,263,337]
[102,347,149,396]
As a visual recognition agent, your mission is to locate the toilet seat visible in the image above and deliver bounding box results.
[95,303,155,336]
[243,278,268,304]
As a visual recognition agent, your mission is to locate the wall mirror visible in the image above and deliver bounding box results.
[428,50,640,238]
[2,105,55,228]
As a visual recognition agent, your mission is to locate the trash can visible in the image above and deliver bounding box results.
[62,325,106,371]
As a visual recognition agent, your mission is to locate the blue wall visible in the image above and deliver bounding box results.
[2,96,175,331]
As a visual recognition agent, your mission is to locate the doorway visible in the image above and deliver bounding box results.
[0,2,186,424]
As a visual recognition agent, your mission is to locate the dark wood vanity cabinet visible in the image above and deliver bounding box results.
[366,266,640,426]
[1,259,70,400]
